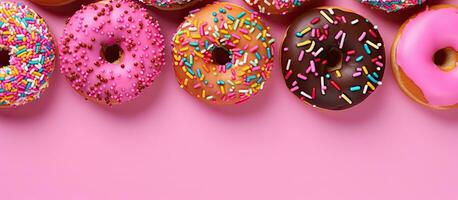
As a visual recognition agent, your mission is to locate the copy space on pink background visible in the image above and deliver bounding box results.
[0,0,457,200]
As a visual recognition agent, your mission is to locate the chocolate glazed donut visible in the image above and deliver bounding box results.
[281,7,385,110]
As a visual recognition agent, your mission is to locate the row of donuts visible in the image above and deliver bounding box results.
[29,0,427,13]
[0,0,456,110]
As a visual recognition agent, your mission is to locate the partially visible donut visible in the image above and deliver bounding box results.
[172,2,275,105]
[29,0,75,7]
[0,1,56,107]
[60,0,165,106]
[137,0,201,10]
[357,0,426,13]
[281,7,385,110]
[392,5,458,109]
[244,0,309,15]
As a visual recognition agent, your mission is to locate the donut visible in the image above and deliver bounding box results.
[0,1,56,107]
[29,0,75,6]
[357,0,426,13]
[244,0,309,15]
[172,2,275,105]
[137,0,201,10]
[392,5,458,109]
[281,7,385,110]
[59,0,165,106]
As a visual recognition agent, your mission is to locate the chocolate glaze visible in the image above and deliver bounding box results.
[281,8,385,110]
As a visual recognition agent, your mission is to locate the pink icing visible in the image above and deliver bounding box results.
[396,7,458,106]
[60,0,165,105]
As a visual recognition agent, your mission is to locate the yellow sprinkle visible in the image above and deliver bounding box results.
[184,78,189,86]
[362,66,368,74]
[367,82,375,90]
[191,34,201,39]
[305,41,315,53]
[320,10,334,23]
[202,90,206,98]
[300,27,312,35]
[194,51,204,58]
[220,29,229,34]
[179,47,189,52]
[32,72,41,77]
[336,70,341,78]
[186,72,194,79]
[341,94,353,104]
[243,34,252,41]
[366,40,379,50]
[220,85,226,94]
[296,40,311,47]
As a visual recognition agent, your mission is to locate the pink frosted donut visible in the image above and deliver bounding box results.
[0,1,56,108]
[392,5,458,109]
[60,0,165,106]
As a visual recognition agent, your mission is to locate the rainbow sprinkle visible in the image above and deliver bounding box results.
[0,2,55,107]
[282,8,385,110]
[138,0,198,9]
[358,0,426,13]
[172,2,275,105]
[244,0,309,15]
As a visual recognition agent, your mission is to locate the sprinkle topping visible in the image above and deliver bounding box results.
[281,8,385,110]
[59,0,165,105]
[0,2,55,107]
[172,3,275,105]
[358,0,426,13]
[138,0,198,9]
[244,0,309,15]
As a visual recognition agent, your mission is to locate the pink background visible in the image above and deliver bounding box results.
[1,0,458,199]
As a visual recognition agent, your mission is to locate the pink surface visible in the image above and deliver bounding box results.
[396,6,458,106]
[0,0,458,200]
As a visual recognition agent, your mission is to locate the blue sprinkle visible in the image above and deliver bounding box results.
[255,52,261,60]
[350,86,361,92]
[363,43,371,55]
[367,74,378,84]
[237,12,246,19]
[356,56,364,62]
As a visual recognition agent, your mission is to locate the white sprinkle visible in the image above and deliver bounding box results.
[339,32,346,49]
[300,91,313,99]
[286,59,291,70]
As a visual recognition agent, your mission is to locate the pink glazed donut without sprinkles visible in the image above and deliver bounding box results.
[60,0,165,106]
[392,5,458,109]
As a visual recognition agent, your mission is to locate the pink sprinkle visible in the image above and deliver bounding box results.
[290,86,299,92]
[311,17,320,24]
[250,45,259,53]
[358,32,366,41]
[298,50,305,61]
[297,73,307,80]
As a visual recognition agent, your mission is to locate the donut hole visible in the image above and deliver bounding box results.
[433,47,457,72]
[0,48,11,68]
[325,48,343,72]
[212,46,231,66]
[101,43,124,64]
